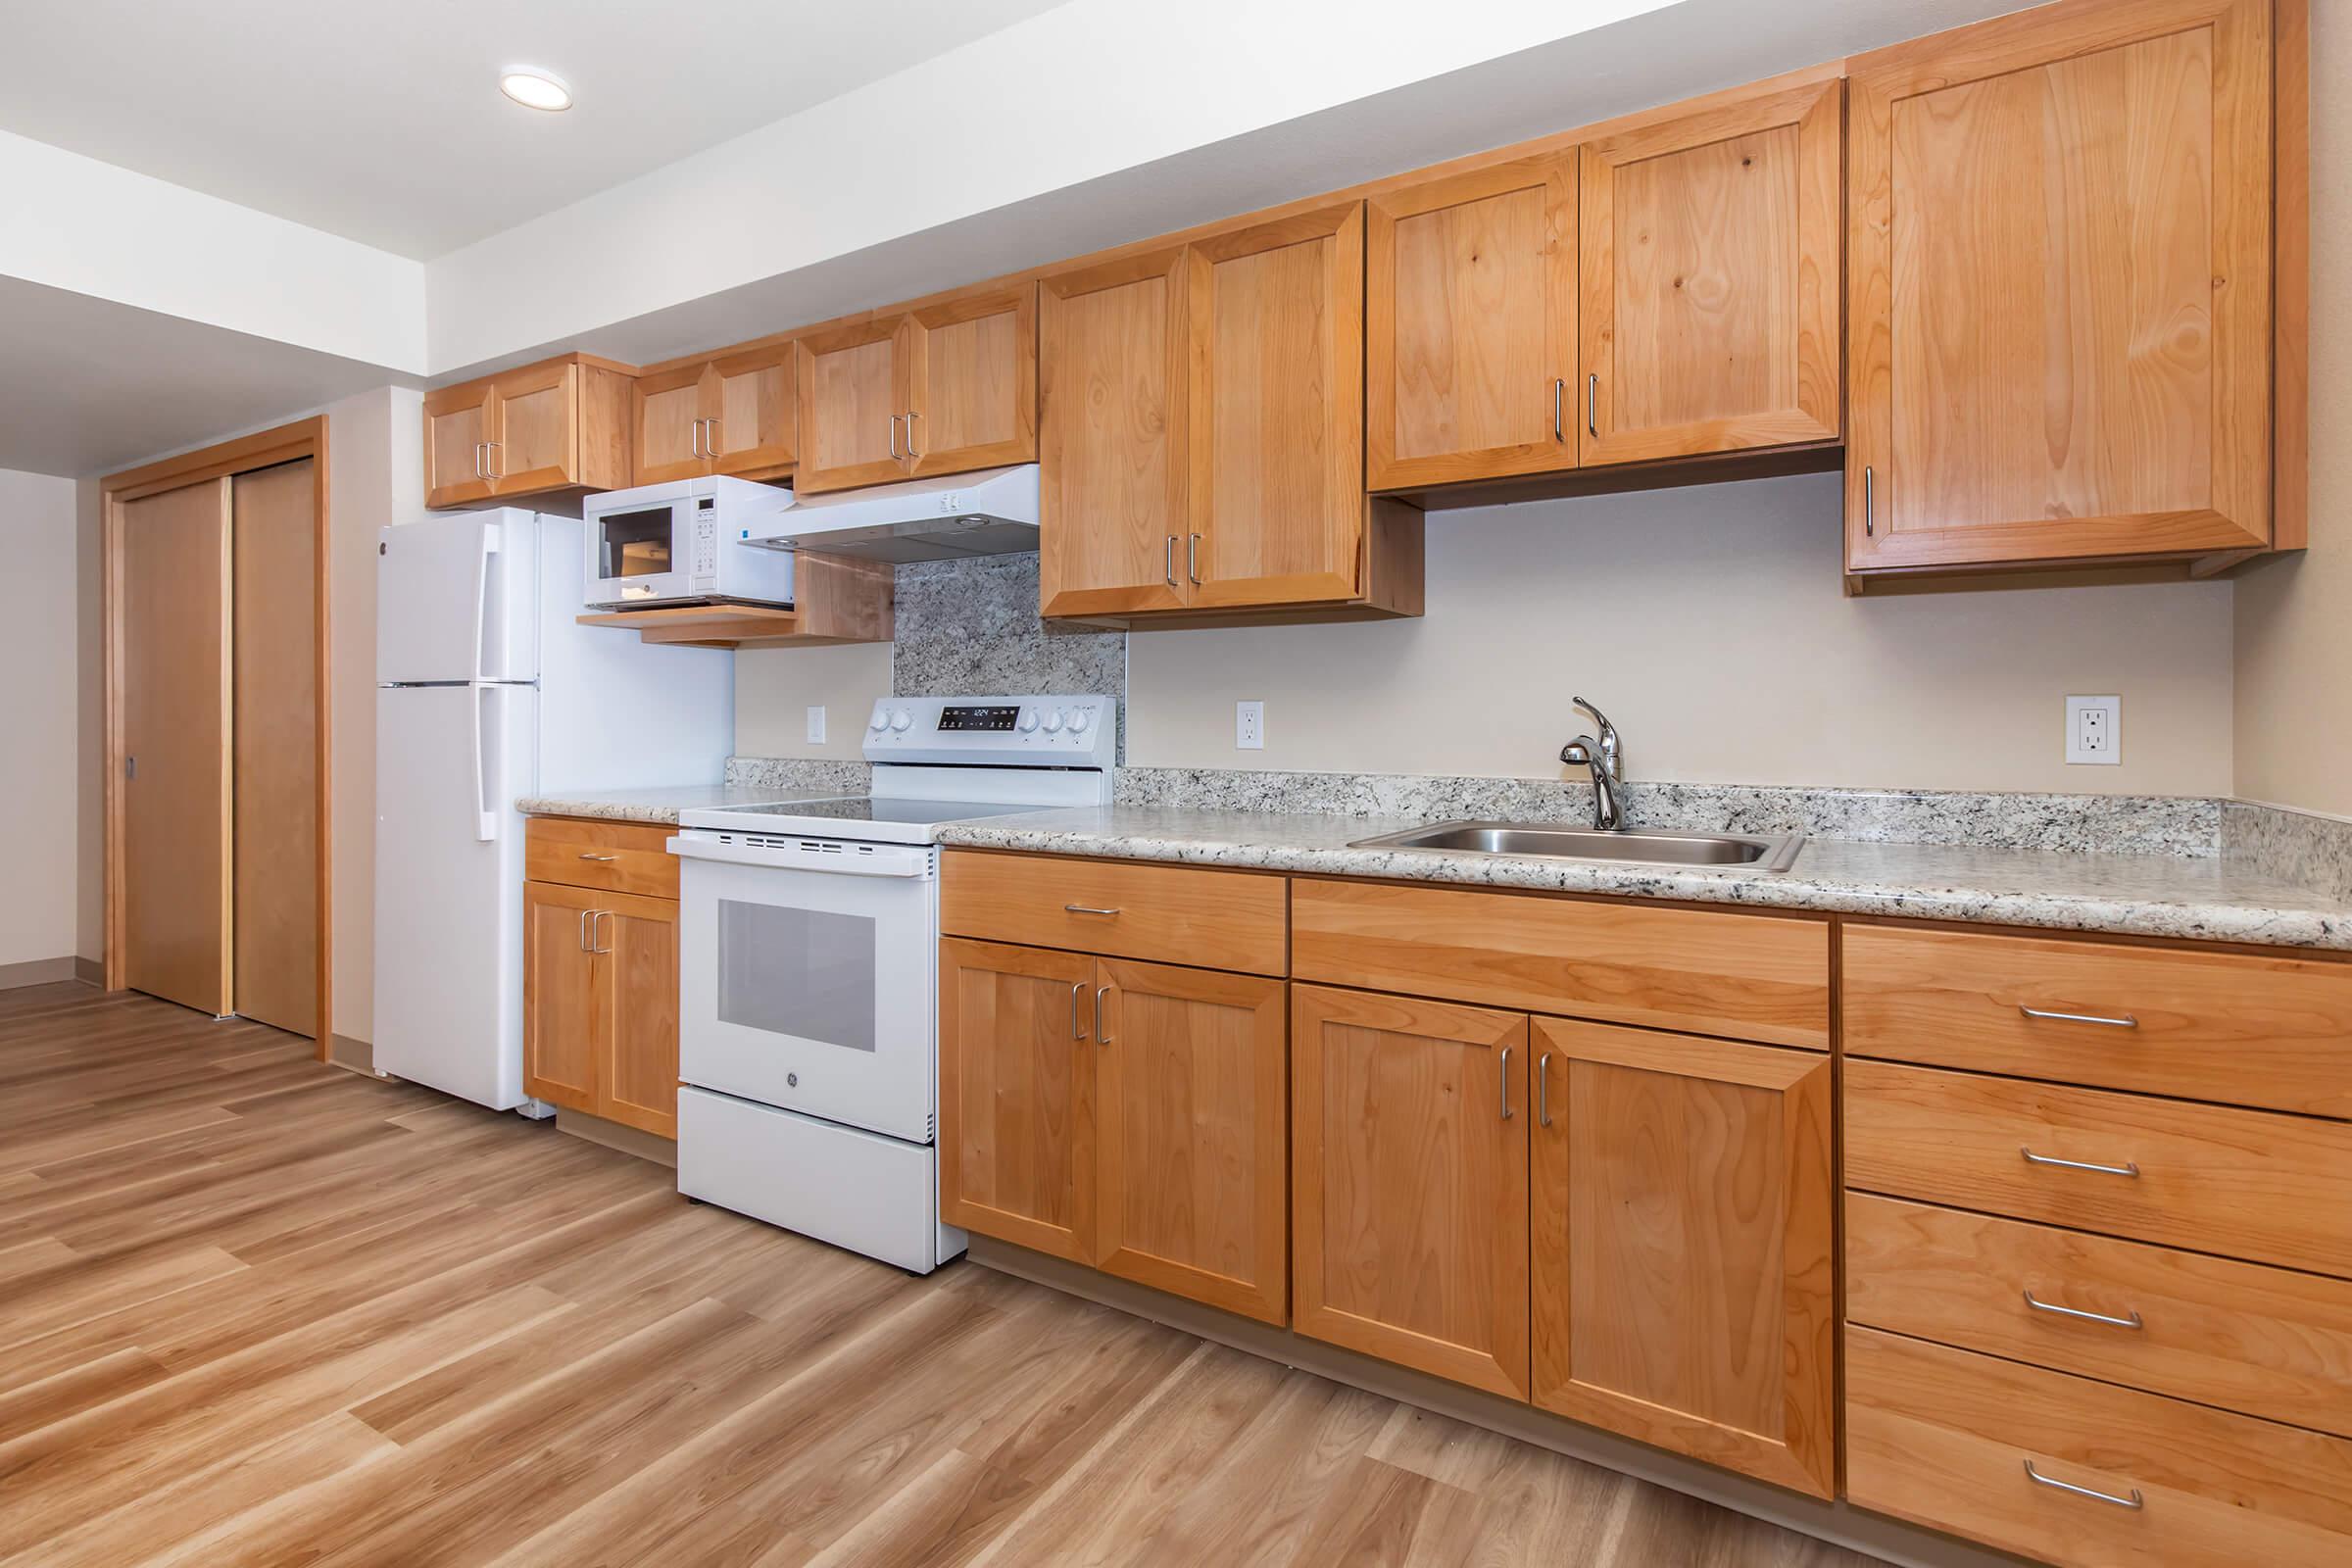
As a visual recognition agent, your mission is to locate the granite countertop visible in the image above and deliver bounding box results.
[516,783,848,825]
[933,806,2352,953]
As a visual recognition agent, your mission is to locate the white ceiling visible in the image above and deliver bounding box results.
[0,0,1070,259]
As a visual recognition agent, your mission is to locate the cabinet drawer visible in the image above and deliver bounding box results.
[1843,923,2352,1117]
[940,851,1287,976]
[1847,1194,2352,1439]
[1846,1328,2352,1568]
[1845,1062,2352,1278]
[524,817,680,900]
[1291,878,1827,1049]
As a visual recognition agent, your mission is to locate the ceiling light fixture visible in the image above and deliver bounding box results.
[499,68,572,112]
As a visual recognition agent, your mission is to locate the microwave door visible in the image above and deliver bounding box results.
[588,502,684,604]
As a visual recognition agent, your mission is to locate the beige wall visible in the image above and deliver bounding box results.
[735,642,893,760]
[75,475,103,961]
[0,468,80,967]
[1124,473,2235,795]
[2233,3,2348,817]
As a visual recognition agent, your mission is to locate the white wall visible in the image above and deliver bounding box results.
[75,475,103,961]
[0,468,81,966]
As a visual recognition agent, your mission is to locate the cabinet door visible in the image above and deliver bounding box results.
[599,891,679,1139]
[1037,248,1191,617]
[1095,958,1288,1323]
[1845,0,2273,571]
[1367,157,1577,489]
[1580,78,1840,466]
[709,344,798,477]
[1530,1017,1835,1497]
[906,285,1036,478]
[422,384,497,508]
[1188,204,1366,609]
[487,359,581,495]
[795,319,910,494]
[523,880,603,1114]
[939,937,1099,1262]
[1292,984,1529,1397]
[633,364,714,486]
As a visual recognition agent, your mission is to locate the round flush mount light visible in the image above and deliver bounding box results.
[499,68,572,112]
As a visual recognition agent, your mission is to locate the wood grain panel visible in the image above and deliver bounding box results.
[600,891,679,1139]
[1038,248,1191,616]
[630,366,711,485]
[422,386,494,508]
[1848,1194,2352,1440]
[1845,1060,2352,1278]
[795,319,909,493]
[524,816,681,901]
[1291,984,1529,1397]
[1841,922,2352,1117]
[1094,958,1287,1323]
[908,283,1037,476]
[489,360,580,495]
[1847,1328,2352,1568]
[1366,155,1577,489]
[1579,78,1840,465]
[1531,1019,1834,1496]
[1291,879,1827,1048]
[230,461,318,1037]
[710,343,798,476]
[940,850,1287,976]
[522,879,603,1114]
[1845,0,2274,572]
[121,478,233,1017]
[938,938,1098,1262]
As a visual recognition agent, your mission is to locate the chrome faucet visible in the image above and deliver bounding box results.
[1560,696,1625,831]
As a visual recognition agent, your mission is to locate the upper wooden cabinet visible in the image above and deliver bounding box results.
[423,355,631,510]
[1367,156,1578,489]
[1844,0,2277,574]
[795,285,1039,495]
[631,343,798,486]
[1580,77,1842,466]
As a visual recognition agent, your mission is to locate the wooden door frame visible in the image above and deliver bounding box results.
[102,416,332,1058]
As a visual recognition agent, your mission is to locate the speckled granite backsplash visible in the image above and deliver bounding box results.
[890,556,1124,752]
[2223,801,2352,900]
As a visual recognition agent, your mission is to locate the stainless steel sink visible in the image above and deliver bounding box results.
[1348,820,1803,871]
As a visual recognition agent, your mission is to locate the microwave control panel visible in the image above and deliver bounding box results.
[689,498,719,583]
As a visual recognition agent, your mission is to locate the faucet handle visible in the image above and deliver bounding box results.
[1570,696,1619,777]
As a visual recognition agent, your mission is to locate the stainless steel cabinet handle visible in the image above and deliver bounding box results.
[888,414,902,460]
[1069,981,1086,1041]
[1863,466,1875,536]
[1587,373,1597,436]
[704,417,720,457]
[586,911,612,955]
[1552,378,1564,442]
[2019,1004,2139,1029]
[2023,1290,2143,1330]
[689,418,703,459]
[578,853,617,862]
[1063,904,1121,916]
[1187,533,1201,585]
[1537,1052,1552,1128]
[1164,535,1178,588]
[1499,1046,1514,1120]
[473,442,487,481]
[483,442,502,481]
[2022,1461,2142,1511]
[1095,985,1112,1046]
[903,410,921,460]
[577,908,590,952]
[2021,1147,2140,1178]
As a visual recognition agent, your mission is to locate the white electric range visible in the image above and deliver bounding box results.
[668,694,1113,1272]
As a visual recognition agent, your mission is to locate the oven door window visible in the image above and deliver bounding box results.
[716,901,875,1054]
[596,507,676,579]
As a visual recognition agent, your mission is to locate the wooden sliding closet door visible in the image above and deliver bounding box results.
[231,461,318,1036]
[121,478,234,1015]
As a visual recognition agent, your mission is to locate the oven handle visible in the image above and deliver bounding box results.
[665,834,936,878]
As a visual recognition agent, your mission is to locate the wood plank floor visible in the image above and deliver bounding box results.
[0,983,1888,1567]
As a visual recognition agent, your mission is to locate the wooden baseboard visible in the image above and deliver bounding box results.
[554,1108,677,1168]
[967,1238,2016,1568]
[0,956,79,991]
[325,1033,380,1076]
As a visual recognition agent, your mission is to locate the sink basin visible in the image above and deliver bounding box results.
[1348,820,1803,871]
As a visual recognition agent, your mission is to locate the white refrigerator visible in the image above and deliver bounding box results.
[373,509,733,1110]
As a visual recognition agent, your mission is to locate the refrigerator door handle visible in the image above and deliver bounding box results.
[471,684,499,842]
[471,522,501,682]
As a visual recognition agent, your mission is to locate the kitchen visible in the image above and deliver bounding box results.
[2,0,2347,1563]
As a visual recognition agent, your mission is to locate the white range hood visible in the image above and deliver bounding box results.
[742,465,1039,564]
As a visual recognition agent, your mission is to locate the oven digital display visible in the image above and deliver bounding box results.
[936,705,1020,732]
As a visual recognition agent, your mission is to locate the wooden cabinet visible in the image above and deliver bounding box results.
[938,848,1288,976]
[1040,214,1422,620]
[520,818,681,1139]
[1529,1018,1836,1496]
[1291,984,1529,1396]
[1366,156,1578,489]
[630,343,798,485]
[423,355,632,509]
[797,318,910,493]
[1579,77,1841,466]
[1844,0,2277,574]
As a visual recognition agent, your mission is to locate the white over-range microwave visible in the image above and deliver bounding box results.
[582,475,798,609]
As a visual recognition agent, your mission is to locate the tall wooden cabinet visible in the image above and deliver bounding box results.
[423,355,633,509]
[1843,0,2277,575]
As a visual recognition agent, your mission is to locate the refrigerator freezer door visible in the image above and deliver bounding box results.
[378,510,540,683]
[373,682,538,1108]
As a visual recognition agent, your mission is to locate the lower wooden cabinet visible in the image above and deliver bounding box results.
[521,878,680,1138]
[1529,1018,1836,1496]
[939,937,1289,1321]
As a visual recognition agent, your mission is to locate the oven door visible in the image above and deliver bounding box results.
[583,497,690,606]
[672,833,938,1145]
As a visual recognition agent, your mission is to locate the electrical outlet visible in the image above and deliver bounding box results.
[2065,695,2120,765]
[1235,700,1265,751]
[806,706,827,745]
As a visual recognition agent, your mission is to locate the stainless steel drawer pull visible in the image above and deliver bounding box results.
[2019,1004,2139,1028]
[578,853,617,862]
[2023,1290,2143,1330]
[2022,1147,2140,1178]
[1062,904,1121,916]
[2022,1461,2142,1511]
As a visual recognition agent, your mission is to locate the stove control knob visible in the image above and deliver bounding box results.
[868,709,889,732]
[1041,709,1065,734]
[1016,709,1040,733]
[1067,709,1092,735]
[888,709,913,733]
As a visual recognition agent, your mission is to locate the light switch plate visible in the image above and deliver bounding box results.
[806,706,827,745]
[2066,695,2120,764]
